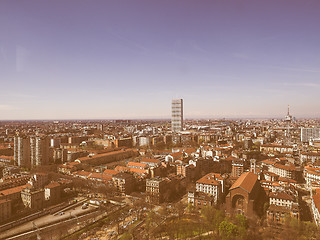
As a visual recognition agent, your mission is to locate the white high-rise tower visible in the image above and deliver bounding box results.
[171,99,183,132]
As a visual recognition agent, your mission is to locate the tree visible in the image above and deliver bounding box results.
[219,220,238,240]
[187,202,195,213]
[201,205,225,232]
[175,201,186,219]
[235,214,248,240]
[120,232,133,240]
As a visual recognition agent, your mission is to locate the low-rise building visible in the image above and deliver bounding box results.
[304,165,320,186]
[21,187,45,210]
[188,191,215,208]
[269,191,295,209]
[196,173,224,203]
[266,204,299,225]
[44,182,61,204]
[112,173,134,194]
[312,193,320,226]
[231,158,244,178]
[127,162,147,170]
[146,177,167,204]
[226,172,265,218]
[260,144,294,154]
[300,152,320,165]
[269,163,296,180]
[0,184,26,211]
[140,158,161,167]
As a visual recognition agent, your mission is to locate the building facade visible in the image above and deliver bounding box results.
[195,173,224,204]
[301,127,320,143]
[146,177,167,204]
[14,135,31,168]
[30,136,50,167]
[226,172,265,218]
[171,99,183,132]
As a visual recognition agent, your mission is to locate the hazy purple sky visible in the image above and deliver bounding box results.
[1,0,319,119]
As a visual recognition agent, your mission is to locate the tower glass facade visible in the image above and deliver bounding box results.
[171,99,183,132]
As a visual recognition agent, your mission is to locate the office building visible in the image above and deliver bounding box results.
[171,99,183,132]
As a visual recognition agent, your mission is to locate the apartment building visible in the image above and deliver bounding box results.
[196,173,224,203]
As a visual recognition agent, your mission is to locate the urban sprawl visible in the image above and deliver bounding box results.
[0,99,320,239]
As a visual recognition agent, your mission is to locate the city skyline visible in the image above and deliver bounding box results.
[1,0,320,120]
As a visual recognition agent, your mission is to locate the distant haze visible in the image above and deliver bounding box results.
[1,0,320,120]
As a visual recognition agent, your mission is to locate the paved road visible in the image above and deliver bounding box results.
[0,205,97,239]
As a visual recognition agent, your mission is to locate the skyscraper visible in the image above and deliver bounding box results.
[14,135,50,169]
[171,99,183,132]
[14,135,31,169]
[30,136,50,167]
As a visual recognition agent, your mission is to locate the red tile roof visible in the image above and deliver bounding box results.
[89,173,112,181]
[0,184,27,196]
[103,169,120,176]
[229,172,258,193]
[127,162,147,168]
[196,173,222,185]
[269,192,294,201]
[73,171,91,177]
[141,158,160,164]
[313,194,320,213]
[45,182,60,189]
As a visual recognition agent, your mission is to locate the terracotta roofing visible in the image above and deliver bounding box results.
[115,166,131,172]
[128,167,147,175]
[184,148,197,154]
[73,171,92,177]
[196,173,222,185]
[263,171,279,177]
[0,184,27,196]
[261,159,277,165]
[127,162,147,168]
[89,173,112,181]
[77,149,135,162]
[229,172,258,193]
[45,182,60,189]
[0,155,13,160]
[313,194,320,212]
[225,156,240,161]
[103,169,120,176]
[170,152,184,159]
[269,192,294,201]
[278,177,297,184]
[305,165,320,176]
[140,158,160,164]
[261,144,293,148]
[273,163,295,171]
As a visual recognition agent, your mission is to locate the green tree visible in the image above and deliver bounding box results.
[300,221,320,240]
[201,205,225,232]
[219,220,238,240]
[120,232,133,240]
[235,214,248,240]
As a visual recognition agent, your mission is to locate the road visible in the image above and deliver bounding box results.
[0,205,97,239]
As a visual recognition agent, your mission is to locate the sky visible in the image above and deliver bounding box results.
[0,0,320,120]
